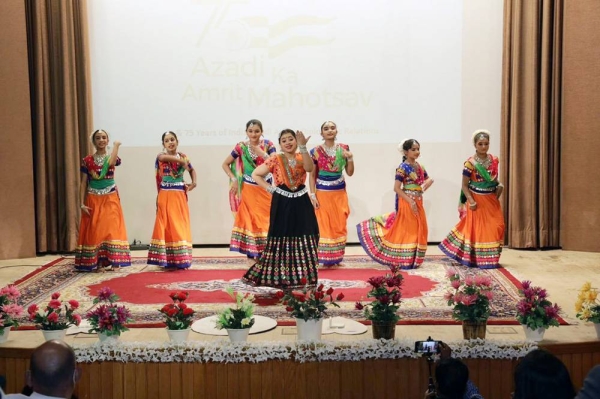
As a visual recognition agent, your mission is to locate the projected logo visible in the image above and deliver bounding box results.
[192,0,335,57]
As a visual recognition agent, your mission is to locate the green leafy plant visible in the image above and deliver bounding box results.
[215,287,256,329]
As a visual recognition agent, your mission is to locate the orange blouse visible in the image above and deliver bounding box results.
[265,153,307,191]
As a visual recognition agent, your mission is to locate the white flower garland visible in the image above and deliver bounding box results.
[73,339,537,364]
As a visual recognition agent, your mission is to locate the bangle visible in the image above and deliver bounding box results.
[309,193,316,199]
[346,157,353,162]
[298,145,307,150]
[229,176,236,181]
[80,205,86,209]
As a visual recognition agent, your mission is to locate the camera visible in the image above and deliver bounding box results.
[414,339,441,354]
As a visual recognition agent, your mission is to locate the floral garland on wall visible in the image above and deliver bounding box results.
[73,339,538,364]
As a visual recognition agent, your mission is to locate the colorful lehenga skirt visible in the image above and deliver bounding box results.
[74,192,131,271]
[357,195,427,270]
[230,182,271,258]
[242,185,319,288]
[315,189,349,265]
[438,192,504,269]
[147,190,193,269]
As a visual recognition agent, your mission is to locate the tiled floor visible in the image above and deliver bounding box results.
[1,245,599,348]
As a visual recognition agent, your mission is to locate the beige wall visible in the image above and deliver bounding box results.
[561,1,600,252]
[0,1,36,259]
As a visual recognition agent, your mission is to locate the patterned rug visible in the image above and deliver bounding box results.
[12,255,554,327]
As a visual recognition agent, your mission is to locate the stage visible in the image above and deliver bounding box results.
[1,246,599,399]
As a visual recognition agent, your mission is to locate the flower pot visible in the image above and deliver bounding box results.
[42,329,67,342]
[226,328,250,343]
[522,325,546,342]
[0,328,10,344]
[462,320,487,339]
[594,323,600,339]
[296,318,323,341]
[371,321,396,340]
[167,328,191,343]
[98,332,120,343]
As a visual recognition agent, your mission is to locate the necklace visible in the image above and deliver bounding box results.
[247,141,260,160]
[287,156,297,168]
[93,153,108,166]
[322,144,338,158]
[474,154,491,168]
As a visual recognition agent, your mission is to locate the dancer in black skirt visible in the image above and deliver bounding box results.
[242,129,319,288]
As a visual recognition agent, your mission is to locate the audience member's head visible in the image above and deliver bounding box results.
[513,349,576,399]
[435,358,469,399]
[26,340,80,399]
[576,365,600,399]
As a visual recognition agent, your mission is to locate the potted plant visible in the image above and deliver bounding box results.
[277,278,344,341]
[27,292,81,341]
[86,287,132,342]
[516,280,560,341]
[575,282,600,338]
[215,287,256,342]
[159,291,195,342]
[0,285,24,343]
[445,269,494,339]
[355,272,403,339]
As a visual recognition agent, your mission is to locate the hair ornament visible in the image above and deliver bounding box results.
[472,129,491,144]
[398,138,411,153]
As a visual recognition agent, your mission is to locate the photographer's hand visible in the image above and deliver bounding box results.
[439,341,452,360]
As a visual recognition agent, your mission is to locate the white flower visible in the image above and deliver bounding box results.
[241,318,251,327]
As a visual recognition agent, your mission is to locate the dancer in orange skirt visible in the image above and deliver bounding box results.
[222,119,276,261]
[147,131,197,269]
[242,130,319,288]
[309,121,354,266]
[357,139,433,270]
[75,130,131,271]
[439,129,505,269]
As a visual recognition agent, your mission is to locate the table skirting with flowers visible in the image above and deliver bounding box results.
[72,338,537,364]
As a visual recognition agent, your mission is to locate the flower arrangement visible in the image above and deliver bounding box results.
[0,285,24,331]
[159,291,195,330]
[516,280,560,329]
[86,287,132,336]
[355,272,403,323]
[445,269,494,322]
[575,282,600,323]
[215,287,256,330]
[27,292,81,330]
[278,278,344,321]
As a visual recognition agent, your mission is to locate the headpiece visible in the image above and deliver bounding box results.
[398,138,411,153]
[472,129,491,144]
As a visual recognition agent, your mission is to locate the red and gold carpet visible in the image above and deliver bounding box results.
[13,255,555,327]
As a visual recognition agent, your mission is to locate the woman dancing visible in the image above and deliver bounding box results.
[309,121,354,266]
[439,129,504,268]
[222,119,276,262]
[147,131,196,269]
[357,139,433,270]
[242,129,319,288]
[74,130,131,271]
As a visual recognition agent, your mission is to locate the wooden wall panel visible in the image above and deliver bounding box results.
[2,342,599,399]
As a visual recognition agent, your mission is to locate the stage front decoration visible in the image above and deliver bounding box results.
[73,338,538,364]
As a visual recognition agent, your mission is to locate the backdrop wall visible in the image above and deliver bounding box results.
[86,0,504,246]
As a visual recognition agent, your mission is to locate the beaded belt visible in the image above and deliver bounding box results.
[273,186,309,198]
[88,185,116,195]
[316,176,345,186]
[243,173,273,185]
[403,190,423,199]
